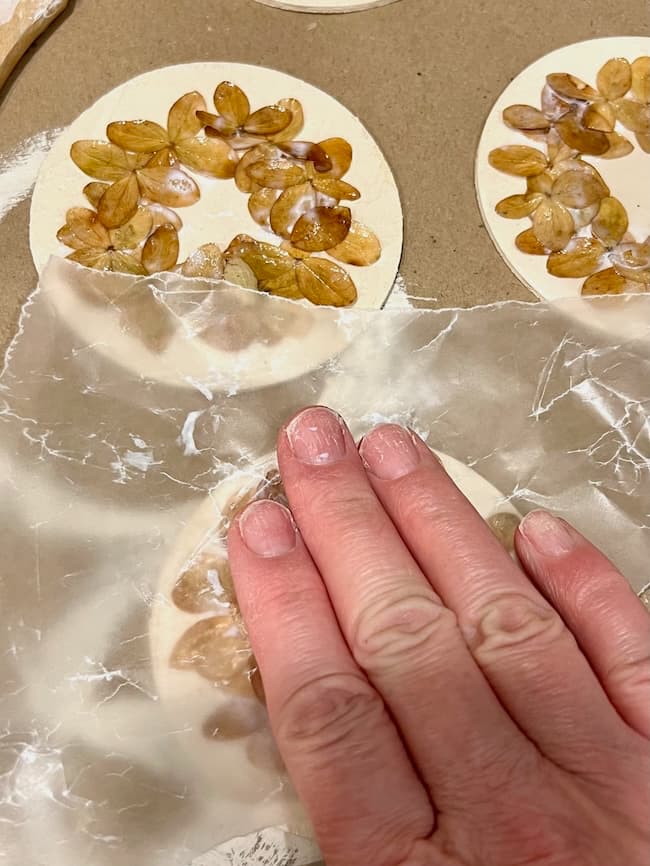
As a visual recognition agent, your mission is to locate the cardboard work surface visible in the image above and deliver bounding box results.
[0,0,647,353]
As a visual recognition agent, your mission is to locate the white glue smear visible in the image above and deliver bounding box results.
[0,127,62,223]
[0,0,19,25]
[384,272,414,310]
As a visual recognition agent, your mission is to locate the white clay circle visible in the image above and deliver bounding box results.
[254,0,402,12]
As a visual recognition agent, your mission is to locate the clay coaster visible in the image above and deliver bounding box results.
[254,0,401,13]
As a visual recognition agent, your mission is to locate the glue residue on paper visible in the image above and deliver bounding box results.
[0,0,19,25]
[0,128,61,223]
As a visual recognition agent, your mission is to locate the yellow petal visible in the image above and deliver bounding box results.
[264,271,303,299]
[296,258,357,307]
[495,193,543,219]
[613,98,650,133]
[66,249,112,269]
[244,105,292,136]
[317,138,353,179]
[269,182,315,237]
[247,158,308,190]
[636,131,650,153]
[596,58,632,100]
[146,147,178,168]
[141,224,180,274]
[546,73,599,102]
[175,136,237,178]
[583,101,616,132]
[601,131,635,159]
[311,177,361,201]
[515,227,548,255]
[488,145,547,176]
[146,203,183,231]
[527,171,554,195]
[631,56,650,103]
[591,197,629,247]
[57,207,110,250]
[268,98,304,142]
[109,207,153,249]
[547,237,606,277]
[228,236,295,284]
[70,140,132,182]
[83,181,109,208]
[223,258,258,289]
[106,250,147,276]
[136,166,200,207]
[327,221,381,266]
[532,200,574,252]
[551,169,605,208]
[213,81,250,128]
[248,187,282,229]
[107,120,168,153]
[168,91,206,143]
[290,206,352,252]
[234,142,277,193]
[555,113,609,155]
[97,173,140,229]
[502,104,550,131]
[279,241,311,260]
[181,243,225,279]
[278,140,332,172]
[581,267,627,296]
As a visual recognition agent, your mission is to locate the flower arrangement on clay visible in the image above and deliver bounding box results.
[57,83,381,308]
[489,56,649,295]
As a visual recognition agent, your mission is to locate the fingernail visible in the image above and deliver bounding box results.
[519,510,576,557]
[286,406,347,466]
[239,500,297,558]
[359,424,421,480]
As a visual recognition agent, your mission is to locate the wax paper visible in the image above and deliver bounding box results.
[0,257,649,866]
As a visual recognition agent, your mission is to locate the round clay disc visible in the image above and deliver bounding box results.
[254,0,401,12]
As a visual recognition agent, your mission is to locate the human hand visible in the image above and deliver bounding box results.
[228,407,650,866]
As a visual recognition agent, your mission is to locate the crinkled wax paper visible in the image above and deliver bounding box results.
[1,257,649,866]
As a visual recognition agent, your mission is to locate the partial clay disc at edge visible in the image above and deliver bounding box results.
[254,0,401,12]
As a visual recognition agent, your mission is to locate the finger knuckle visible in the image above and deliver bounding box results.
[351,589,456,675]
[277,673,383,756]
[470,593,566,663]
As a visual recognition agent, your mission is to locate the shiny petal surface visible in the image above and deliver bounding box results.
[83,182,109,208]
[552,169,605,208]
[214,81,250,128]
[636,132,650,153]
[244,105,292,136]
[532,199,574,252]
[70,140,132,182]
[601,131,635,158]
[168,91,206,143]
[109,207,153,250]
[175,137,237,178]
[247,158,308,190]
[67,249,112,269]
[546,72,599,102]
[246,187,280,229]
[592,197,629,247]
[547,237,606,277]
[317,138,353,179]
[146,203,183,231]
[583,101,616,132]
[57,207,110,250]
[515,227,548,255]
[223,258,258,289]
[97,173,140,229]
[146,147,178,168]
[631,56,650,103]
[311,177,361,201]
[290,205,352,252]
[596,58,632,100]
[107,251,147,276]
[555,113,609,155]
[269,98,304,142]
[136,166,200,207]
[495,193,543,219]
[541,84,572,121]
[173,554,234,613]
[269,182,315,237]
[235,143,279,193]
[488,145,548,176]
[614,98,650,133]
[181,243,225,279]
[278,140,332,172]
[296,257,357,306]
[502,104,550,131]
[582,267,627,296]
[142,224,180,274]
[228,236,295,282]
[107,120,168,153]
[611,240,650,284]
[327,221,381,266]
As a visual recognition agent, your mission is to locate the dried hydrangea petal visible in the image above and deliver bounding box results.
[486,512,520,553]
[170,615,253,684]
[601,131,635,158]
[223,258,258,289]
[247,158,308,190]
[311,177,361,201]
[290,206,352,252]
[83,181,109,208]
[249,187,282,229]
[541,84,572,121]
[202,700,266,741]
[228,235,296,284]
[97,173,140,229]
[532,200,574,252]
[107,120,168,153]
[168,91,206,143]
[142,224,179,274]
[234,142,279,193]
[57,206,110,250]
[546,72,599,102]
[172,554,234,613]
[146,147,177,168]
[147,203,183,231]
[591,197,629,247]
[67,249,112,269]
[109,207,153,250]
[583,101,616,132]
[631,56,650,103]
[105,250,147,275]
[296,257,357,306]
[269,98,304,142]
[571,202,600,230]
[175,137,237,178]
[636,132,650,153]
[610,240,650,284]
[70,140,133,182]
[327,221,382,266]
[551,169,605,208]
[278,140,332,172]
[269,182,316,237]
[136,166,200,207]
[547,237,606,278]
[244,105,292,136]
[214,81,251,128]
[317,137,353,179]
[181,243,225,279]
[502,104,550,131]
[488,145,547,176]
[581,267,627,296]
[265,271,303,299]
[555,113,609,155]
[613,98,650,133]
[596,58,632,100]
[515,227,548,255]
[495,193,543,219]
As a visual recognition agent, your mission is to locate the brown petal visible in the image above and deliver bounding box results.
[146,147,178,168]
[583,101,616,132]
[277,141,332,172]
[551,169,605,208]
[296,258,357,307]
[196,110,230,132]
[311,177,361,201]
[83,182,109,208]
[136,166,200,207]
[502,104,550,131]
[327,221,381,266]
[547,237,606,277]
[581,267,627,296]
[175,137,237,178]
[234,143,279,193]
[555,113,609,155]
[230,236,294,277]
[57,207,110,250]
[527,171,554,196]
[67,249,112,269]
[532,200,574,252]
[141,224,179,274]
[317,138,353,179]
[223,258,258,289]
[248,187,282,229]
[631,56,650,103]
[171,615,253,683]
[596,58,632,100]
[279,241,311,260]
[592,197,629,247]
[610,240,650,284]
[486,512,521,553]
[97,173,140,229]
[546,133,575,164]
[247,158,308,190]
[106,251,147,276]
[168,91,206,143]
[601,131,635,158]
[495,193,543,219]
[546,73,599,102]
[636,132,650,153]
[269,182,316,237]
[202,701,266,741]
[613,98,650,133]
[181,243,225,279]
[109,207,153,249]
[214,81,251,128]
[70,140,132,182]
[244,105,292,136]
[268,98,304,142]
[488,145,547,176]
[146,203,183,231]
[227,132,269,151]
[107,120,168,153]
[515,227,548,255]
[263,270,303,299]
[290,206,352,252]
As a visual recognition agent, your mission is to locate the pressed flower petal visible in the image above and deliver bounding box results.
[107,251,147,276]
[613,98,650,133]
[631,56,650,103]
[197,110,232,133]
[269,98,304,142]
[290,206,352,252]
[280,241,311,260]
[541,84,572,121]
[546,73,599,102]
[109,207,153,249]
[247,158,308,190]
[136,166,200,207]
[141,224,180,274]
[592,197,629,247]
[228,236,295,283]
[234,143,279,193]
[278,141,332,172]
[269,182,315,237]
[83,182,109,208]
[67,249,112,269]
[636,132,650,153]
[249,187,282,228]
[175,137,237,178]
[515,227,548,255]
[311,177,361,201]
[173,554,233,613]
[264,271,303,299]
[107,120,168,153]
[214,81,251,128]
[70,140,132,182]
[296,257,357,306]
[244,105,292,136]
[57,207,110,250]
[226,132,268,152]
[571,202,600,229]
[547,237,606,277]
[582,267,627,295]
[596,58,632,100]
[327,221,381,266]
[181,243,225,279]
[502,104,550,131]
[317,138,353,179]
[583,101,616,132]
[552,169,605,208]
[146,147,177,168]
[168,91,206,143]
[532,200,574,252]
[527,171,554,196]
[223,258,258,289]
[555,113,609,155]
[495,193,543,219]
[146,203,183,231]
[610,240,650,284]
[97,173,140,229]
[488,145,547,176]
[601,131,635,158]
